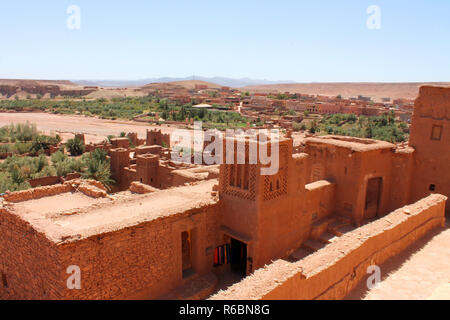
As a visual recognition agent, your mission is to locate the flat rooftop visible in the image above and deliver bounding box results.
[305,135,395,152]
[4,180,218,244]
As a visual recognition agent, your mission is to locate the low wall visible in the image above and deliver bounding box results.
[211,194,447,300]
[305,180,336,223]
[3,184,74,203]
[3,180,107,203]
[28,176,61,188]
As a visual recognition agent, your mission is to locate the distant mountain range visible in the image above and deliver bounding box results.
[73,76,296,88]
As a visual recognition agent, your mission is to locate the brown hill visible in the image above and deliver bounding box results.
[0,79,80,89]
[142,80,221,91]
[169,80,221,90]
[241,82,450,101]
[0,79,96,99]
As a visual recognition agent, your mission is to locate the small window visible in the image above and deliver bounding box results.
[430,184,436,192]
[431,125,443,141]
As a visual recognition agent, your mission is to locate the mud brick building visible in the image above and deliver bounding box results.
[0,85,448,300]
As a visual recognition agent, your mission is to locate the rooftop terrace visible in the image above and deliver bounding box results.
[305,135,396,152]
[3,180,218,244]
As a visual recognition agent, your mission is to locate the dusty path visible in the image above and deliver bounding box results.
[0,112,179,143]
[346,221,450,300]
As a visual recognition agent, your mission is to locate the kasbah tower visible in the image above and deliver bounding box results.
[409,86,450,214]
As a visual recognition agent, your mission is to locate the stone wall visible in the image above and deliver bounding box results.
[57,204,220,300]
[211,194,447,300]
[0,208,64,299]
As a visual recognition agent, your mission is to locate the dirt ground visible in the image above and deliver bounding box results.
[346,220,450,300]
[0,112,180,144]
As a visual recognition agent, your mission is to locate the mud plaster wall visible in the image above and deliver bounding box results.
[0,208,64,300]
[409,86,450,214]
[255,180,335,271]
[3,184,74,203]
[305,143,413,225]
[59,204,220,300]
[211,194,447,300]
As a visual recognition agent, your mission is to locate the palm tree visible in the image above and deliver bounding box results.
[66,138,85,156]
[82,157,115,190]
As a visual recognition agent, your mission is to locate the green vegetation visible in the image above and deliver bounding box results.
[81,149,115,189]
[0,154,54,193]
[66,138,85,156]
[0,96,250,129]
[0,124,114,193]
[0,97,157,120]
[315,112,408,143]
[159,104,248,130]
[268,93,298,100]
[0,148,114,193]
[0,123,60,155]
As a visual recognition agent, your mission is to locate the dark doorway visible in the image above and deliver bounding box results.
[230,238,247,278]
[365,177,383,220]
[181,230,194,278]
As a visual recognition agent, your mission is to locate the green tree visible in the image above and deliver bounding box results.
[66,138,85,156]
[82,157,115,190]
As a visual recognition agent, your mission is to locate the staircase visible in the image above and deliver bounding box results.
[286,216,356,262]
[160,273,218,300]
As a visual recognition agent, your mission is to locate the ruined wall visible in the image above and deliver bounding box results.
[59,204,220,300]
[110,138,130,149]
[211,194,447,300]
[409,86,450,214]
[2,184,73,203]
[28,176,61,188]
[129,182,158,194]
[146,130,170,147]
[135,145,162,156]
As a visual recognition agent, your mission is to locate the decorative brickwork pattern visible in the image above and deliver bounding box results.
[222,164,257,201]
[263,145,288,201]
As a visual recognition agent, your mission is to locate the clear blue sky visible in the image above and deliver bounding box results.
[0,0,449,82]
